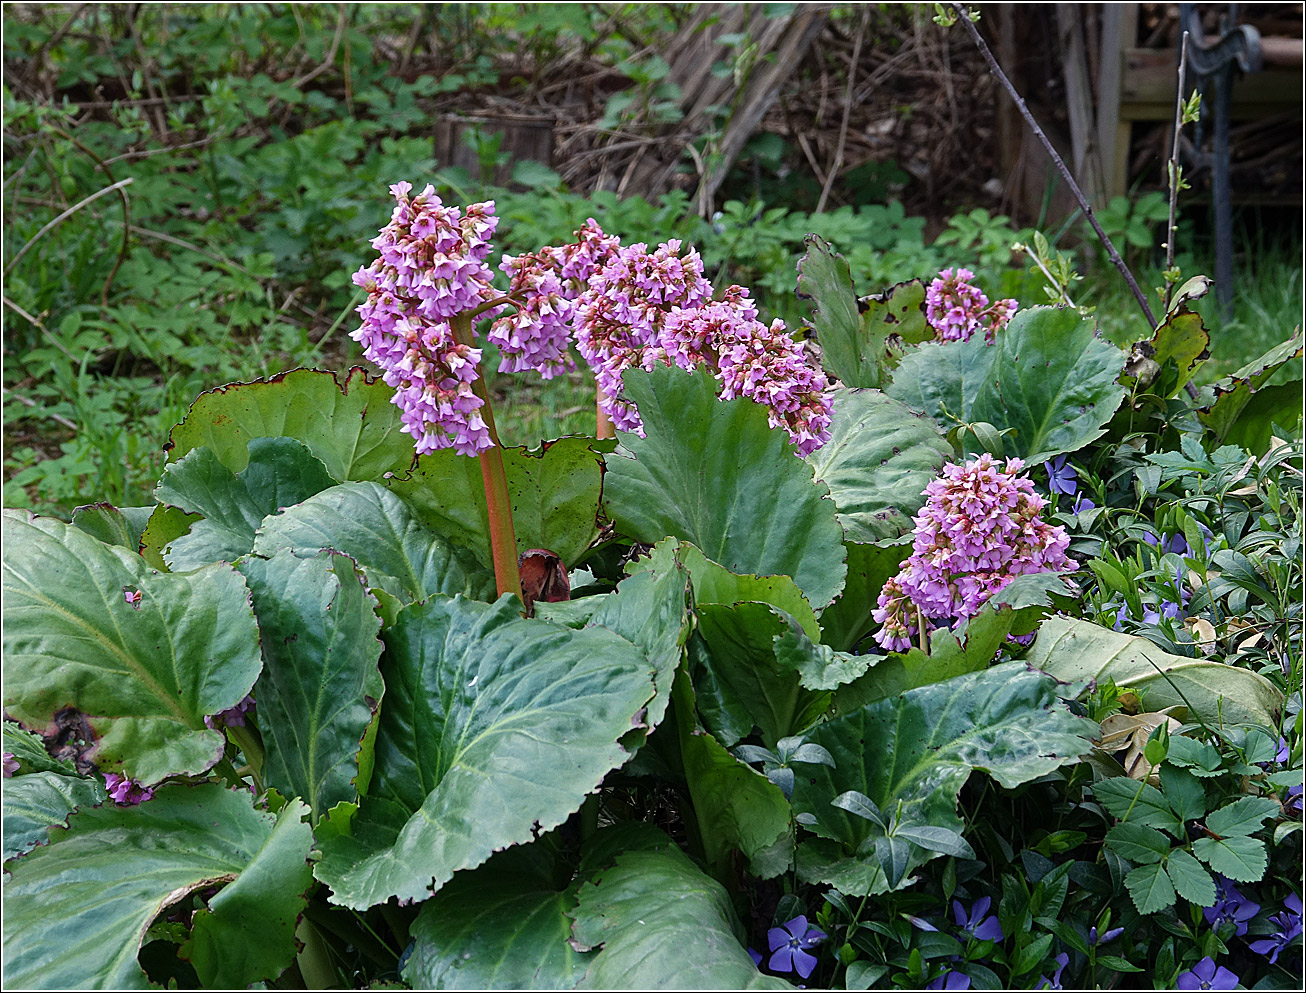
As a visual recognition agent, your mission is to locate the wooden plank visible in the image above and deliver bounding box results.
[1059,4,1105,203]
[1121,48,1303,120]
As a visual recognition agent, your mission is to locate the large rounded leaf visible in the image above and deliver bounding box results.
[889,307,1128,463]
[672,669,794,879]
[628,537,821,641]
[805,389,950,542]
[1026,617,1283,728]
[155,439,337,570]
[252,482,495,604]
[969,306,1126,462]
[2,770,106,860]
[885,332,994,429]
[165,367,415,481]
[2,511,260,784]
[388,437,609,570]
[791,663,1097,896]
[569,845,792,990]
[238,550,384,821]
[404,866,593,989]
[1,784,313,990]
[603,364,846,608]
[402,824,677,990]
[314,581,682,909]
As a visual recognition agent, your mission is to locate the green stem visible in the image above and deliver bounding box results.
[579,792,600,843]
[450,313,523,604]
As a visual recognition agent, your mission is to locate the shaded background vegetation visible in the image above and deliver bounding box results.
[3,3,1301,515]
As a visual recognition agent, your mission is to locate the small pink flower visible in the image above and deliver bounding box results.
[123,588,142,608]
[105,772,155,805]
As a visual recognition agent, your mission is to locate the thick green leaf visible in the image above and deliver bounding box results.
[969,307,1126,462]
[797,234,865,386]
[569,846,792,989]
[1192,834,1267,883]
[885,332,994,429]
[1166,849,1216,907]
[156,439,337,570]
[580,562,691,742]
[817,538,911,652]
[828,576,1064,712]
[315,585,673,909]
[772,614,875,691]
[1124,862,1176,915]
[603,364,847,608]
[1196,331,1303,451]
[238,550,384,821]
[792,664,1096,896]
[1205,796,1278,838]
[1,784,312,990]
[694,602,829,748]
[165,367,415,481]
[1123,306,1209,395]
[805,388,950,542]
[252,481,495,604]
[1026,617,1283,729]
[888,308,1127,463]
[2,770,106,860]
[404,867,592,989]
[858,280,935,375]
[138,504,200,571]
[70,504,153,552]
[2,511,260,784]
[1105,823,1170,863]
[2,721,75,776]
[672,669,793,879]
[630,537,820,639]
[1092,777,1182,834]
[402,823,671,990]
[389,437,607,571]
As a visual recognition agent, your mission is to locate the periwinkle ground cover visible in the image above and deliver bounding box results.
[1,183,1301,992]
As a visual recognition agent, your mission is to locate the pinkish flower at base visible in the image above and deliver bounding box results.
[105,772,155,805]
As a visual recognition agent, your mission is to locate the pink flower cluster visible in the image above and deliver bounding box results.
[872,454,1071,653]
[489,219,621,379]
[351,182,502,455]
[575,243,833,452]
[574,239,714,432]
[353,187,835,456]
[105,772,155,805]
[925,268,1018,344]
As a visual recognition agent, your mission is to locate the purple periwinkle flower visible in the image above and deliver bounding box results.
[1144,530,1191,558]
[747,946,763,968]
[926,970,972,990]
[952,895,1004,942]
[1204,875,1260,937]
[1285,783,1303,818]
[873,455,1071,652]
[1249,892,1303,965]
[1038,951,1069,989]
[1142,600,1183,626]
[1072,492,1096,514]
[1089,925,1124,946]
[1176,956,1239,990]
[1045,456,1078,496]
[766,915,827,979]
[105,772,154,805]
